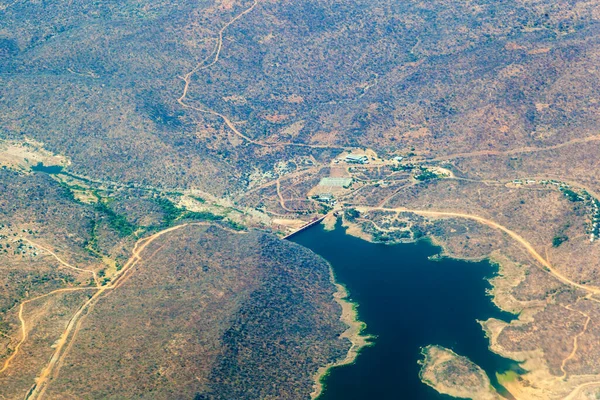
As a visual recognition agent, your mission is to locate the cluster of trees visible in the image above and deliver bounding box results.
[344,208,360,221]
[414,168,439,182]
[552,235,568,247]
[560,187,583,202]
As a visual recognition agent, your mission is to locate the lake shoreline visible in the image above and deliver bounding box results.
[310,268,374,399]
[293,216,520,400]
[419,345,501,400]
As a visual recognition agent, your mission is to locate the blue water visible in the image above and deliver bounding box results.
[291,221,520,400]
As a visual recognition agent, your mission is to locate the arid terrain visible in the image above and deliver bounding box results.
[419,345,500,400]
[1,0,600,398]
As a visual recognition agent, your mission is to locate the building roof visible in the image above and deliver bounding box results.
[317,193,333,200]
[345,155,368,161]
[318,177,353,187]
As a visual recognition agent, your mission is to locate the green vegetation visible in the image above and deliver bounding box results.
[560,188,583,202]
[223,220,246,231]
[372,231,391,242]
[414,169,439,182]
[95,201,136,237]
[152,197,237,229]
[552,235,568,247]
[496,370,519,384]
[344,208,360,221]
[183,211,224,222]
[319,204,333,214]
[392,164,415,172]
[411,226,425,239]
[190,195,206,203]
[153,197,183,226]
[84,219,103,257]
[56,180,77,202]
[370,228,411,243]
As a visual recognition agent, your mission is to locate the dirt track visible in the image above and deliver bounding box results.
[6,224,190,400]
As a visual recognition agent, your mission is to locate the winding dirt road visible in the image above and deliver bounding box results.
[0,240,102,375]
[352,206,600,398]
[23,238,99,286]
[0,287,100,375]
[560,305,592,380]
[17,222,248,400]
[0,224,193,399]
[427,135,600,163]
[276,178,295,212]
[176,0,265,145]
[176,0,346,151]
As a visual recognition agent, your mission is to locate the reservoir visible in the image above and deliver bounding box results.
[291,221,519,400]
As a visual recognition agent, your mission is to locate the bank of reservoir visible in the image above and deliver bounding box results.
[291,221,520,400]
